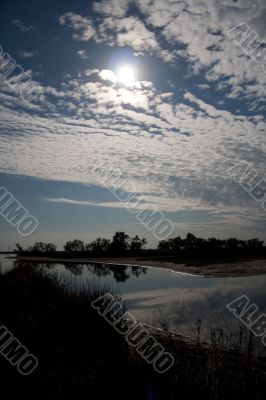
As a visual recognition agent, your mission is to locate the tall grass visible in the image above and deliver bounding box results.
[0,261,265,399]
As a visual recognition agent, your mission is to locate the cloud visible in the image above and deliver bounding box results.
[77,50,89,60]
[197,84,210,90]
[0,68,265,231]
[12,19,36,32]
[93,0,131,18]
[44,198,97,206]
[96,16,160,52]
[59,12,95,41]
[125,274,266,334]
[90,0,266,101]
[2,1,266,239]
[59,9,172,61]
[18,50,37,59]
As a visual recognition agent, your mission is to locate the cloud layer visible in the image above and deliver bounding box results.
[1,0,265,238]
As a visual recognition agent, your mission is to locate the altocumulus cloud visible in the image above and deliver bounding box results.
[0,0,265,238]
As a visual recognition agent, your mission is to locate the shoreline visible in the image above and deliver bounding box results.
[15,256,266,277]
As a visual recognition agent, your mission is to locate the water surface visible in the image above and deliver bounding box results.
[1,254,266,341]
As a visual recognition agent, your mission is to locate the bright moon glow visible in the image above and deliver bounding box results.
[116,65,136,87]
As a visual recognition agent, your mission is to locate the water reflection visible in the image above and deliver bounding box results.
[86,263,147,282]
[2,255,266,344]
[0,254,16,274]
[16,261,148,282]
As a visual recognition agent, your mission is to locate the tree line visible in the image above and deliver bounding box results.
[15,232,147,254]
[14,232,264,256]
[158,233,264,252]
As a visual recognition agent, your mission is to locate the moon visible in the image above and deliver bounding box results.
[116,65,136,87]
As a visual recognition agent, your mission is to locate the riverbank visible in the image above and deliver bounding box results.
[16,255,266,277]
[1,262,265,399]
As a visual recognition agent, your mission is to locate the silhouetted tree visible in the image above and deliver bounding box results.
[110,232,129,253]
[87,238,111,253]
[64,239,84,252]
[184,233,198,250]
[247,238,263,248]
[158,236,183,252]
[31,242,57,252]
[206,238,221,249]
[157,233,265,254]
[44,243,57,252]
[195,237,206,249]
[31,242,44,252]
[15,243,23,253]
[158,239,172,251]
[171,236,183,251]
[227,238,239,250]
[130,235,147,251]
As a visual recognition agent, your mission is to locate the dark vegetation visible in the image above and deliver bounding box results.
[14,232,266,263]
[14,232,147,256]
[0,260,265,399]
[156,233,266,265]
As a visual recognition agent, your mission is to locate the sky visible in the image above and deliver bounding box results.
[0,0,265,250]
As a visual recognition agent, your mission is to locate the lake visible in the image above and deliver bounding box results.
[1,254,266,341]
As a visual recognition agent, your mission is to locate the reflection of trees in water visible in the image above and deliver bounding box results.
[11,260,85,276]
[88,263,112,278]
[64,263,84,276]
[13,261,57,270]
[86,263,147,282]
[131,265,147,277]
[10,260,147,282]
[109,265,130,282]
[38,262,56,270]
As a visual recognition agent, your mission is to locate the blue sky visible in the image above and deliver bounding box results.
[0,0,265,250]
